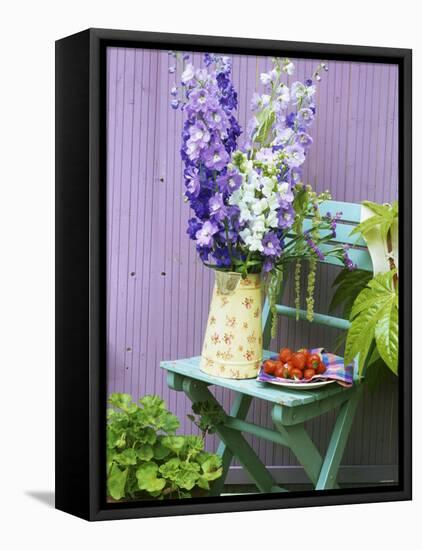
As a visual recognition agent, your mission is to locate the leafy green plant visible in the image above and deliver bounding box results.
[330,200,399,381]
[350,200,398,244]
[107,393,223,501]
[330,268,373,320]
[344,270,398,377]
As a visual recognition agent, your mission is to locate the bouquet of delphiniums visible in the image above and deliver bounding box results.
[169,52,355,333]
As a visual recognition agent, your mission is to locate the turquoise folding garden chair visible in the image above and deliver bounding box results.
[161,200,372,494]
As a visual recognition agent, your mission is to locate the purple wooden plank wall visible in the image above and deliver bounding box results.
[106,47,399,476]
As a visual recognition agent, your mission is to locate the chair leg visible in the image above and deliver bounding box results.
[210,393,252,496]
[272,405,325,487]
[182,378,281,494]
[315,386,362,490]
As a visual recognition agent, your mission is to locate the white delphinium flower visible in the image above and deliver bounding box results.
[255,148,276,163]
[290,81,316,105]
[251,197,269,216]
[181,63,195,84]
[272,127,294,147]
[239,228,264,252]
[282,59,295,75]
[261,176,276,198]
[274,84,290,111]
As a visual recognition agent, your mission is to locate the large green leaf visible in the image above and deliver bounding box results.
[201,456,223,482]
[114,448,137,466]
[108,393,138,414]
[176,462,201,491]
[137,444,154,462]
[107,464,128,500]
[344,271,398,376]
[153,438,171,460]
[162,435,186,454]
[375,297,398,374]
[136,462,166,494]
[329,268,372,317]
[139,395,166,410]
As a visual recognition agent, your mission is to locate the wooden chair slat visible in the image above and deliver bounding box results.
[301,218,366,247]
[317,200,362,223]
[275,305,351,330]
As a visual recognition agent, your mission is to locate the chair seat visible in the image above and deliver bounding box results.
[160,350,352,408]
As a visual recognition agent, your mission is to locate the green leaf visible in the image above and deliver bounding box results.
[107,464,128,500]
[201,456,223,482]
[329,268,372,315]
[114,448,137,466]
[345,271,398,376]
[139,395,166,411]
[160,412,180,434]
[362,200,392,217]
[375,297,398,374]
[255,109,276,145]
[136,462,166,493]
[350,215,384,237]
[137,445,154,462]
[183,435,204,458]
[153,438,171,460]
[162,435,186,454]
[108,393,138,414]
[176,462,201,491]
[159,457,182,480]
[345,302,384,373]
[197,477,210,491]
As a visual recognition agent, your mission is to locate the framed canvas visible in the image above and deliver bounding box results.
[55,28,412,521]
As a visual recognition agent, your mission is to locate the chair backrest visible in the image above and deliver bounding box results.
[262,200,373,336]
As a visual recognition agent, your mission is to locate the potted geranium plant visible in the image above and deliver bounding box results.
[169,52,354,379]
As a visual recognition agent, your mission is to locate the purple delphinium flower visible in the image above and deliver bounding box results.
[196,244,212,262]
[205,107,228,133]
[185,121,211,160]
[262,232,282,257]
[190,189,212,219]
[343,245,356,270]
[297,132,313,148]
[186,87,214,114]
[184,166,201,197]
[278,205,295,229]
[284,144,306,168]
[212,246,232,267]
[304,231,325,260]
[202,142,230,170]
[297,107,314,127]
[186,217,202,239]
[324,211,342,238]
[263,258,275,273]
[195,220,219,247]
[286,112,296,129]
[208,193,227,222]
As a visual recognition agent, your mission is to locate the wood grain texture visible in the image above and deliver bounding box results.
[106,47,398,476]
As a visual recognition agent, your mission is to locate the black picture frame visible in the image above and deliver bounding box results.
[55,28,412,521]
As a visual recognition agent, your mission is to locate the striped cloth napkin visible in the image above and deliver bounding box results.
[257,348,355,387]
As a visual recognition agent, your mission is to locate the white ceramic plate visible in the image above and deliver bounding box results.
[263,378,336,390]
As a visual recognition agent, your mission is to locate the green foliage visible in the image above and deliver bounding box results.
[330,268,373,319]
[187,401,226,437]
[107,393,223,501]
[344,270,398,377]
[351,200,398,242]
